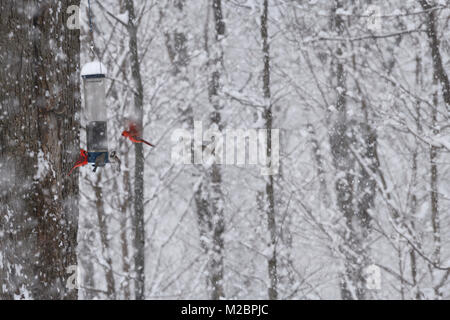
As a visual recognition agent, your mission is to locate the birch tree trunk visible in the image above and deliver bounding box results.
[0,0,80,299]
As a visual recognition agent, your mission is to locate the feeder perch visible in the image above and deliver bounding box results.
[81,61,109,169]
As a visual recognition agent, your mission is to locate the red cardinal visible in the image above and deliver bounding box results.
[68,149,88,176]
[121,122,155,147]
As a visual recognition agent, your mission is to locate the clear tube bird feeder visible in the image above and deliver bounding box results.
[81,61,109,168]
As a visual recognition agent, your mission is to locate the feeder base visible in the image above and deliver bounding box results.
[88,151,109,165]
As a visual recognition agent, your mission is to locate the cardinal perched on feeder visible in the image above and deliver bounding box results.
[121,122,155,147]
[68,149,88,176]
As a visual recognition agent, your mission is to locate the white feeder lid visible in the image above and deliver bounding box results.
[81,61,107,77]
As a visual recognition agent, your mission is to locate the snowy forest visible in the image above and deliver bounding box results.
[0,0,449,300]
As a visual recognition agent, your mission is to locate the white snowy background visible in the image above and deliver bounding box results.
[2,0,448,300]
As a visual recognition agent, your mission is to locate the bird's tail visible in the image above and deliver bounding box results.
[141,139,155,147]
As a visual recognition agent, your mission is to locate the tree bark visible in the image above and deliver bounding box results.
[260,0,278,300]
[196,0,227,300]
[0,0,80,299]
[125,0,146,300]
[328,0,366,300]
[419,0,450,113]
[307,123,329,206]
[430,76,441,298]
[119,152,132,299]
[163,0,188,77]
[94,174,116,299]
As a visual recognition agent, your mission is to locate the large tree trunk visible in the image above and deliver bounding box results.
[124,0,146,300]
[0,0,80,299]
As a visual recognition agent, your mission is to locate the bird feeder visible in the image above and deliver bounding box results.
[81,61,109,169]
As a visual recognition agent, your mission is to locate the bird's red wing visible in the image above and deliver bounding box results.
[128,122,140,136]
[68,150,88,176]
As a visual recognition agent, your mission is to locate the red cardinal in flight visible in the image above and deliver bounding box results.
[121,122,155,147]
[68,149,88,176]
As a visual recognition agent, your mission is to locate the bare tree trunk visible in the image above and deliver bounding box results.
[354,101,377,300]
[409,132,421,299]
[195,0,227,300]
[330,0,356,299]
[407,54,423,300]
[259,0,278,300]
[164,0,226,299]
[328,0,366,300]
[79,217,96,299]
[0,0,80,299]
[163,0,193,131]
[397,245,405,300]
[119,152,132,299]
[209,0,226,301]
[307,123,330,206]
[125,0,146,300]
[430,76,441,298]
[93,174,116,299]
[163,0,188,77]
[430,88,440,263]
[419,0,450,113]
[419,10,447,278]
